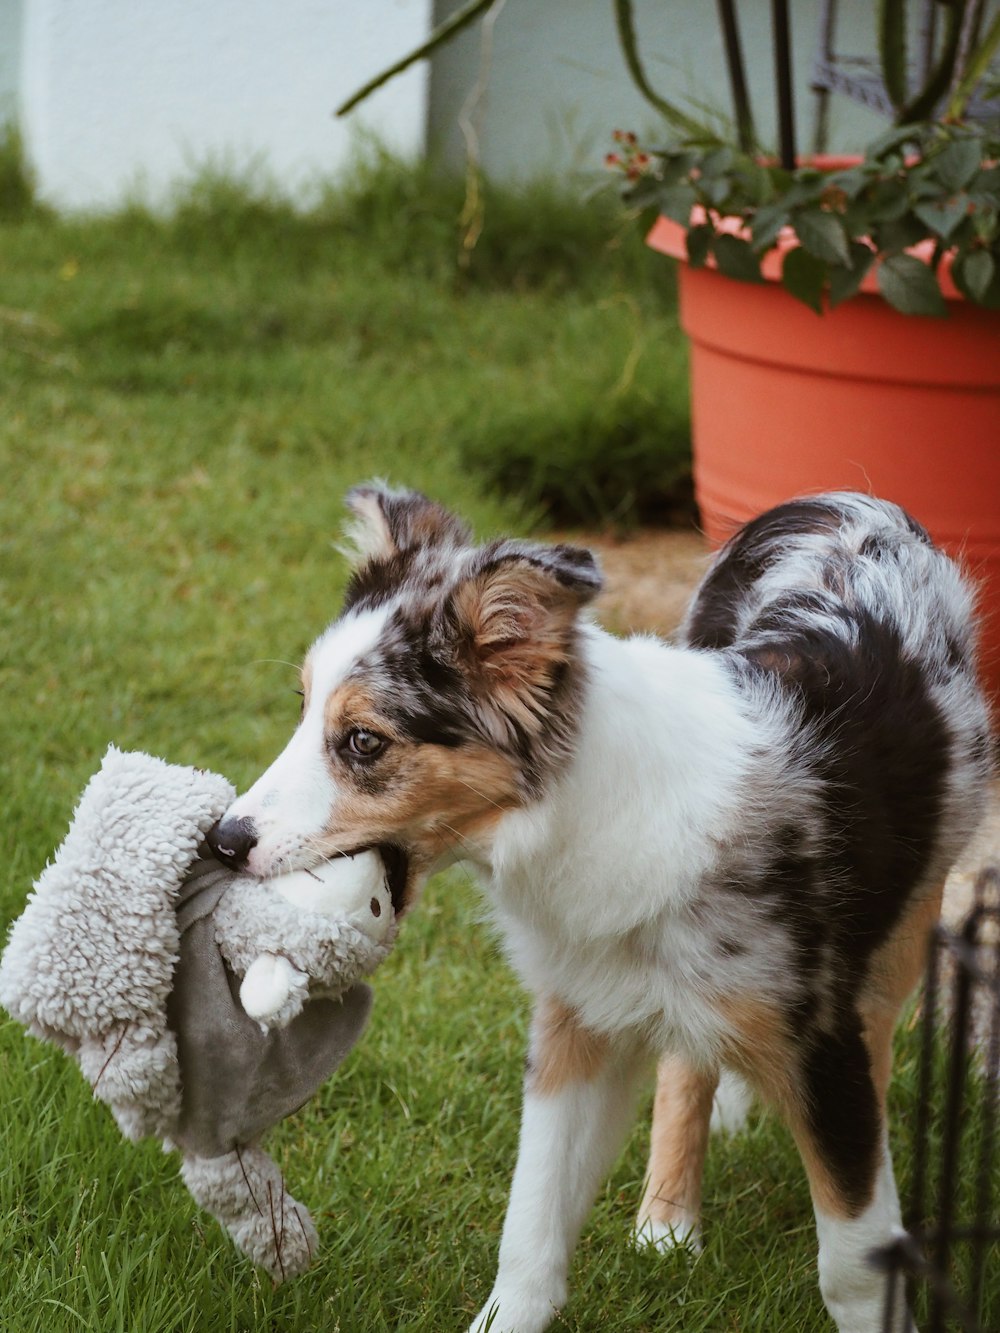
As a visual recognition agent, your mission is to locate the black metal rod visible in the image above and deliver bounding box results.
[970,900,1000,1316]
[930,922,977,1333]
[717,0,755,152]
[911,928,940,1235]
[771,0,797,168]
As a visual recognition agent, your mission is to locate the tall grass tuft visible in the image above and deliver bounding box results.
[0,123,45,221]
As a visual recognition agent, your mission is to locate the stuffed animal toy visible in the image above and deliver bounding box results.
[0,746,397,1281]
[226,850,393,1030]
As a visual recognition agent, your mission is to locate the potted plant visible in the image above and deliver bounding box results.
[606,0,1000,703]
[339,0,1000,702]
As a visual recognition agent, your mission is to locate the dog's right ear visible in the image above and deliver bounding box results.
[342,482,471,566]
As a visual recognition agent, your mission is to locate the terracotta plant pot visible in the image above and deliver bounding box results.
[647,212,1000,712]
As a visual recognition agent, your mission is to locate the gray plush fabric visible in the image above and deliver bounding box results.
[169,856,373,1158]
[0,747,392,1281]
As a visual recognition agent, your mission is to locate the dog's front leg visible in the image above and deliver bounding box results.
[469,996,647,1333]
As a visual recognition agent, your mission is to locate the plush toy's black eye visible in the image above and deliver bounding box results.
[345,729,386,759]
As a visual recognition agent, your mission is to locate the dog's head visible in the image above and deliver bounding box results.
[208,483,602,912]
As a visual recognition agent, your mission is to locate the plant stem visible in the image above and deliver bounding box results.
[946,8,1000,120]
[878,0,910,113]
[612,0,708,138]
[335,0,501,117]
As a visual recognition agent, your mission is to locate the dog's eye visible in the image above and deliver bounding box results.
[345,729,387,759]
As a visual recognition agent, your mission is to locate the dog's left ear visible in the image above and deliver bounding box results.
[343,482,471,566]
[443,540,602,737]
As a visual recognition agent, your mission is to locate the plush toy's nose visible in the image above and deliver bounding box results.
[206,816,258,871]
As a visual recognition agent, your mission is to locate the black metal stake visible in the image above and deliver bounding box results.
[970,901,1000,1318]
[771,0,797,168]
[930,920,977,1333]
[717,0,755,153]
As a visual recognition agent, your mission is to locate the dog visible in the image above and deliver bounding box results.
[207,483,992,1333]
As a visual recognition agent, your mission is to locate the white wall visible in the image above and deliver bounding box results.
[19,0,432,211]
[428,0,886,183]
[0,0,24,122]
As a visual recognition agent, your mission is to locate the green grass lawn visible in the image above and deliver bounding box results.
[0,159,993,1332]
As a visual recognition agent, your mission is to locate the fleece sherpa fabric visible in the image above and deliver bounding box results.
[0,746,392,1281]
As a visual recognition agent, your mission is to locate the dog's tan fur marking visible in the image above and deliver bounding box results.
[319,673,525,876]
[637,1055,718,1236]
[452,565,578,737]
[715,885,940,1224]
[717,995,854,1218]
[299,656,314,710]
[859,881,944,1105]
[528,996,610,1097]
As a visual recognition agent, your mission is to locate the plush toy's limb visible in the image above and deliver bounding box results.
[77,1023,182,1141]
[239,954,310,1030]
[180,1145,319,1282]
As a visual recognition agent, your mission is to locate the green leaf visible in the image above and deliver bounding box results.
[959,249,997,304]
[702,175,734,208]
[656,154,695,188]
[740,160,775,207]
[913,194,970,242]
[750,202,789,252]
[875,215,934,253]
[658,183,698,226]
[935,138,984,193]
[972,165,1000,198]
[971,208,999,243]
[712,234,763,284]
[876,254,948,316]
[794,210,851,265]
[624,174,663,210]
[865,124,921,161]
[781,246,826,314]
[825,165,876,201]
[829,242,876,309]
[868,181,912,223]
[699,147,736,179]
[685,223,714,269]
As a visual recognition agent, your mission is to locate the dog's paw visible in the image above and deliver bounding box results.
[633,1214,703,1256]
[468,1287,562,1333]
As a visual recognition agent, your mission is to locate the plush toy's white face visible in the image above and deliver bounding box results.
[263,850,393,943]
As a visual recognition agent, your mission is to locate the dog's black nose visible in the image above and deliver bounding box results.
[206,816,258,870]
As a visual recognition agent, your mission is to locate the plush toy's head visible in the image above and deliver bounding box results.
[265,852,393,935]
[230,851,395,1028]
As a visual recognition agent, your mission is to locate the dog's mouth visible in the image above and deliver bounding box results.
[334,842,411,915]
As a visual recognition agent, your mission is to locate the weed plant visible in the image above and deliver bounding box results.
[1,152,991,1331]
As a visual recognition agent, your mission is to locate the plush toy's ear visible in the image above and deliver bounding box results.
[342,481,471,567]
[443,539,602,737]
